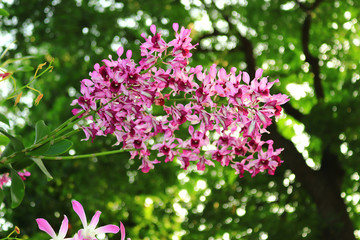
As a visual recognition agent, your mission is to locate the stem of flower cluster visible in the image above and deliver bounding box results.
[41,148,131,160]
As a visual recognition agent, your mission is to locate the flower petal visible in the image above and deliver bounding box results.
[36,218,56,238]
[243,72,250,84]
[120,222,126,240]
[95,224,120,235]
[72,200,88,228]
[255,68,263,79]
[150,24,156,35]
[89,211,101,229]
[117,46,124,57]
[172,23,179,32]
[58,215,69,239]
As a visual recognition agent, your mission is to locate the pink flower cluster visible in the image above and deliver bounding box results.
[72,23,289,178]
[0,170,31,189]
[36,200,130,240]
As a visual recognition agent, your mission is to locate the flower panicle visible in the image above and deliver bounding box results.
[71,23,289,178]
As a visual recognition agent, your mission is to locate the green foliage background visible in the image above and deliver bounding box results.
[0,0,359,239]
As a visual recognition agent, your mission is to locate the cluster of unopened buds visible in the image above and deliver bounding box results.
[37,200,131,240]
[72,23,289,178]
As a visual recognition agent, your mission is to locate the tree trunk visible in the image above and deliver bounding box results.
[268,124,356,240]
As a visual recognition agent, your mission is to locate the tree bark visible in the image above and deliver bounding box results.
[268,124,356,240]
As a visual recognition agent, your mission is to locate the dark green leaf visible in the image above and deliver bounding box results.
[11,158,33,170]
[43,140,73,156]
[0,188,4,204]
[34,120,50,143]
[0,9,9,17]
[0,128,24,152]
[28,143,51,156]
[0,128,25,163]
[31,158,53,181]
[0,113,9,126]
[10,169,25,208]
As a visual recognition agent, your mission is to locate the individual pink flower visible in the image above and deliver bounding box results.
[185,125,208,149]
[137,150,161,173]
[72,200,119,240]
[18,170,31,181]
[208,147,232,166]
[151,131,181,162]
[196,156,215,171]
[36,215,71,240]
[231,159,249,178]
[140,24,167,57]
[178,149,199,170]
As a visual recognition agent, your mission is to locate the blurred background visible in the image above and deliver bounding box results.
[0,0,359,239]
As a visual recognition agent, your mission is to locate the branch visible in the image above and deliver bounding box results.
[301,14,324,100]
[320,144,345,189]
[194,29,223,43]
[296,0,324,11]
[266,124,320,194]
[297,0,325,100]
[282,102,305,122]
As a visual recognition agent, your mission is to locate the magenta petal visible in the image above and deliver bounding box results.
[36,218,56,238]
[117,46,124,57]
[58,215,69,239]
[89,211,101,229]
[150,24,156,35]
[120,222,126,240]
[172,23,179,32]
[72,200,87,228]
[95,224,120,235]
[243,72,250,84]
[255,68,263,79]
[126,50,132,59]
[188,125,194,135]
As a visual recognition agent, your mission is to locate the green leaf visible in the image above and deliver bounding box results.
[16,66,34,72]
[34,120,50,143]
[1,56,35,67]
[0,9,9,17]
[31,120,51,155]
[29,143,51,156]
[11,158,33,170]
[31,158,53,181]
[0,113,9,126]
[0,188,4,204]
[0,135,10,146]
[0,128,25,162]
[10,169,25,208]
[44,139,73,156]
[0,128,24,152]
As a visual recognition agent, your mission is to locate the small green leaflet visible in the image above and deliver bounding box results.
[10,169,25,208]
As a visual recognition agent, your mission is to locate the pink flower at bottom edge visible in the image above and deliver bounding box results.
[72,200,119,239]
[36,215,71,240]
